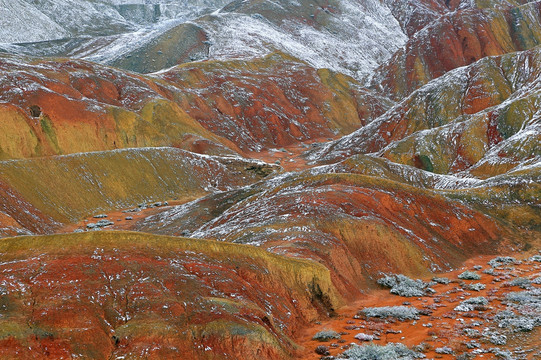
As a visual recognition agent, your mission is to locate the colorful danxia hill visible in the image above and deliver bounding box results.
[0,0,539,359]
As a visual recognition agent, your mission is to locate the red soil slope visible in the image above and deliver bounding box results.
[0,231,340,360]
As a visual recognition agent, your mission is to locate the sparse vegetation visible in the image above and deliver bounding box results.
[361,306,420,321]
[506,277,531,289]
[463,328,482,338]
[464,282,486,291]
[315,345,330,355]
[458,271,481,280]
[505,289,541,304]
[435,346,453,355]
[377,274,435,297]
[498,314,536,332]
[432,277,450,284]
[312,329,341,342]
[483,268,495,275]
[343,343,423,360]
[488,257,518,268]
[454,297,489,312]
[483,330,507,345]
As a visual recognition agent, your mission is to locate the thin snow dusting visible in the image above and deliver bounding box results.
[200,0,407,80]
[0,0,70,43]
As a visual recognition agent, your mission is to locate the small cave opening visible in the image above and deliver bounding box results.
[29,105,42,118]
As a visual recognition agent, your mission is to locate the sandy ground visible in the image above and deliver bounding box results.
[298,254,541,359]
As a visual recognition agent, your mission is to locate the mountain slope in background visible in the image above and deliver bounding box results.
[1,0,408,78]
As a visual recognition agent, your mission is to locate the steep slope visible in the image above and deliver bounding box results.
[0,52,389,158]
[0,181,59,238]
[0,147,275,230]
[0,53,237,159]
[448,162,541,230]
[309,46,541,179]
[107,22,210,73]
[0,0,134,44]
[154,52,392,151]
[382,0,448,37]
[1,0,407,78]
[372,1,541,100]
[199,0,407,80]
[0,19,208,74]
[0,0,70,44]
[109,0,234,25]
[325,154,541,230]
[0,231,340,359]
[0,0,232,45]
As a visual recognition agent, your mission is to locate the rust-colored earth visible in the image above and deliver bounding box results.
[299,253,541,359]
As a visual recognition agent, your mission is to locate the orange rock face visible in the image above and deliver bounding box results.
[0,55,231,159]
[0,1,538,359]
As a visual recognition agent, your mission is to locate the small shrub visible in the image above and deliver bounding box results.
[435,346,453,355]
[495,310,515,321]
[483,268,495,275]
[483,330,507,345]
[313,329,340,341]
[506,277,531,289]
[455,304,475,312]
[464,283,486,291]
[530,255,541,262]
[432,277,450,284]
[488,257,517,268]
[458,271,481,280]
[343,343,423,360]
[499,316,536,332]
[454,297,489,312]
[390,285,426,297]
[505,289,541,304]
[361,306,420,321]
[466,340,480,349]
[315,345,329,355]
[463,328,482,338]
[377,274,435,297]
[412,342,431,353]
[463,296,489,305]
[491,348,513,359]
